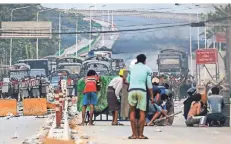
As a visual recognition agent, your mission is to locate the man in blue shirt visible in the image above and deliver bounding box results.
[127,54,154,139]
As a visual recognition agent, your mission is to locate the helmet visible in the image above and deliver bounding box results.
[119,69,125,76]
[187,87,196,96]
[152,77,159,83]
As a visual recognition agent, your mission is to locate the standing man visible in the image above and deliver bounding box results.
[67,76,74,98]
[41,75,48,98]
[107,69,125,126]
[80,70,100,126]
[127,54,154,139]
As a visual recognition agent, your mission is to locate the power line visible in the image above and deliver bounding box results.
[1,15,230,35]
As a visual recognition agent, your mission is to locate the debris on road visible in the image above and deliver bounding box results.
[80,135,90,139]
[155,128,162,132]
[12,132,18,139]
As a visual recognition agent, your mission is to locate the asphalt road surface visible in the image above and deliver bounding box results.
[78,101,231,144]
[0,116,47,144]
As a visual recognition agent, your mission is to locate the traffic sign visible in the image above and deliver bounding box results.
[216,32,226,43]
[196,49,218,64]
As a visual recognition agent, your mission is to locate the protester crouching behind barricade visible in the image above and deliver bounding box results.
[127,54,154,139]
[206,87,227,126]
[80,70,100,126]
[185,93,207,127]
[146,77,161,126]
[146,78,169,126]
[107,69,125,126]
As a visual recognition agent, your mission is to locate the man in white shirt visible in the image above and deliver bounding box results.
[107,69,125,125]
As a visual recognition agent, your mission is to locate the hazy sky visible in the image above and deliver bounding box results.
[41,3,214,14]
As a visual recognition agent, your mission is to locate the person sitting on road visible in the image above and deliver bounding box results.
[146,79,169,126]
[80,70,100,126]
[206,87,227,126]
[107,69,124,126]
[183,87,197,120]
[146,88,162,126]
[185,93,207,127]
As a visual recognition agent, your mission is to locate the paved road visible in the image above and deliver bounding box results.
[80,116,231,144]
[0,116,47,144]
[78,101,231,144]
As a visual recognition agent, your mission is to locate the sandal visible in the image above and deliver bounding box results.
[128,136,137,139]
[139,136,148,139]
[147,122,155,126]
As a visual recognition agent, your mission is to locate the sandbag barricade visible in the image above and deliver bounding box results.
[23,98,47,116]
[0,99,17,116]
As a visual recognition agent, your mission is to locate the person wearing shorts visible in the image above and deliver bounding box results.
[127,54,154,139]
[80,70,99,126]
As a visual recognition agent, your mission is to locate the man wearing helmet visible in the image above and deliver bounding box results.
[106,69,125,126]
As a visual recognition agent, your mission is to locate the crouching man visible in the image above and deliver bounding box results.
[207,87,227,126]
[185,93,207,127]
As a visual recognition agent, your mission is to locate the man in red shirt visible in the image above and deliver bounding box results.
[80,70,99,126]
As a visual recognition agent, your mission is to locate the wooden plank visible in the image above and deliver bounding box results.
[0,99,17,116]
[23,98,47,116]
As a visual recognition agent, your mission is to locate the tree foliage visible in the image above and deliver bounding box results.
[0,4,99,64]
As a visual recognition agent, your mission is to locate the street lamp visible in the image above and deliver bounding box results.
[58,10,68,56]
[189,14,193,77]
[102,5,106,47]
[36,8,55,59]
[89,5,95,52]
[75,11,79,57]
[10,5,31,66]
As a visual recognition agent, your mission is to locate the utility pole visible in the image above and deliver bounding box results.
[189,14,193,77]
[102,5,106,47]
[58,12,61,56]
[223,21,231,127]
[36,8,55,59]
[204,14,207,80]
[10,6,30,66]
[75,14,78,57]
[197,13,201,84]
[89,6,94,52]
